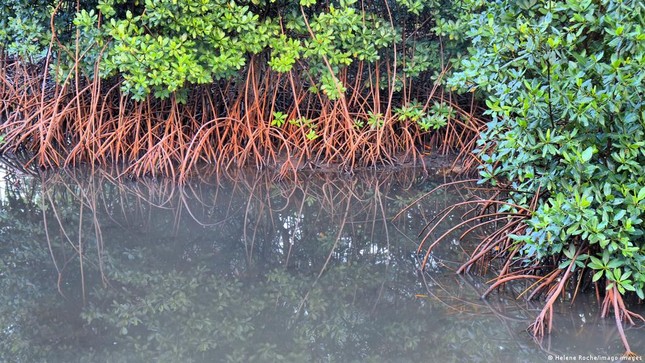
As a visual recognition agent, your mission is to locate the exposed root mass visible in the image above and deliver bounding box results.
[0,56,484,181]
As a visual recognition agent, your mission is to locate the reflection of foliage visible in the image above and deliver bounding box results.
[79,262,435,362]
[83,266,308,362]
[0,166,553,362]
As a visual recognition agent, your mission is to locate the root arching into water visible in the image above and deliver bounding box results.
[401,184,645,356]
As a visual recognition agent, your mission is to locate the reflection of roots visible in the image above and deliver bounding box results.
[10,164,454,305]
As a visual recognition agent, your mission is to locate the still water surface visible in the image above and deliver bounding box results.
[0,165,643,362]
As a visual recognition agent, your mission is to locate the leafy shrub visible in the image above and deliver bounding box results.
[1,0,467,102]
[448,0,645,299]
[0,0,54,60]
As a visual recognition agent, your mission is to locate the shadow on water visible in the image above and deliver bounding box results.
[0,162,643,362]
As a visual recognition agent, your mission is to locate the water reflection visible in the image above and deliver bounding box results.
[0,165,643,362]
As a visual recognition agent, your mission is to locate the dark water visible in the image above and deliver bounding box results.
[0,164,643,362]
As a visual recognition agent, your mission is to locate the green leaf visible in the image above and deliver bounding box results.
[580,147,594,163]
[592,270,604,282]
[613,209,626,221]
[558,260,571,269]
[638,187,645,201]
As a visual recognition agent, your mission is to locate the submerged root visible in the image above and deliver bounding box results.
[527,253,578,338]
[601,285,645,356]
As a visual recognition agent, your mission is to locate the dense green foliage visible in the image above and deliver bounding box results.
[0,0,465,101]
[448,0,645,299]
